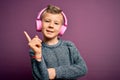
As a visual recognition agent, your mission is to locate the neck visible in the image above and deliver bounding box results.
[43,37,59,45]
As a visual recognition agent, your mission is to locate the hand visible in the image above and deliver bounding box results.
[48,68,56,79]
[24,31,42,61]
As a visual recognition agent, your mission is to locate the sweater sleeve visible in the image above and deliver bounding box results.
[55,41,88,79]
[29,49,49,80]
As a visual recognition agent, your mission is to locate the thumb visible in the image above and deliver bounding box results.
[34,35,42,42]
[35,35,39,38]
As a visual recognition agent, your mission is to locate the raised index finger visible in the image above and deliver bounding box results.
[24,31,31,42]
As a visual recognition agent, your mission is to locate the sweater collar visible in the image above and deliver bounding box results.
[42,39,62,48]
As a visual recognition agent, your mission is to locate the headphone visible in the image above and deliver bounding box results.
[36,8,68,36]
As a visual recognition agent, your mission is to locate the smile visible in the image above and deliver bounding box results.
[46,30,54,33]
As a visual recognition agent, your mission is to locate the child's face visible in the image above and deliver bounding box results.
[41,12,63,39]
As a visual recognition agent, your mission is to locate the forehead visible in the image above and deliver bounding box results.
[42,12,63,22]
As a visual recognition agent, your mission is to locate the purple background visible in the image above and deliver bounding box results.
[0,0,120,80]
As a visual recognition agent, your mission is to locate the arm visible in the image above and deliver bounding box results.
[24,31,49,80]
[30,50,49,80]
[54,42,87,79]
[30,50,56,80]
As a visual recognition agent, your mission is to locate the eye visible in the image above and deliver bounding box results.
[55,23,59,25]
[44,19,50,23]
[45,20,50,22]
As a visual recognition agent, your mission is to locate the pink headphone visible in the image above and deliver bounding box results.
[36,8,68,36]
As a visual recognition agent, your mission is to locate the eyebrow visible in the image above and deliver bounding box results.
[44,18,62,23]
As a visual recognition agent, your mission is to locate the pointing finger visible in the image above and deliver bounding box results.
[24,31,31,42]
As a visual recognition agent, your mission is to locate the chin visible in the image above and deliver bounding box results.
[44,34,58,39]
[44,34,54,38]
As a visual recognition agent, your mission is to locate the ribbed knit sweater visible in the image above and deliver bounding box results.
[29,39,87,80]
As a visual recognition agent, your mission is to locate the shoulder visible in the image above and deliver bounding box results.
[62,40,76,48]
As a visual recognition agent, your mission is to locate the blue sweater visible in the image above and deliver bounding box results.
[29,39,87,80]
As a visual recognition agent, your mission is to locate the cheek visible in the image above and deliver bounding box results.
[41,25,46,33]
[41,23,47,30]
[55,26,62,31]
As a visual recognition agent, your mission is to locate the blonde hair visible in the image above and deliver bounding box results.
[41,5,62,19]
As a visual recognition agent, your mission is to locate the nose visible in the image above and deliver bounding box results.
[49,22,54,28]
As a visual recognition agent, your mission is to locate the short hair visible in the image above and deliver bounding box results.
[41,5,63,19]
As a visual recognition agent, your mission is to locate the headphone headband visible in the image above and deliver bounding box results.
[37,8,68,26]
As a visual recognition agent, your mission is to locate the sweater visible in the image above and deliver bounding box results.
[29,39,87,80]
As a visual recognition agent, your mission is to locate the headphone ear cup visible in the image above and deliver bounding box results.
[59,25,67,36]
[36,20,42,31]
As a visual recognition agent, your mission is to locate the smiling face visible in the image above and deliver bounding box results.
[41,12,63,40]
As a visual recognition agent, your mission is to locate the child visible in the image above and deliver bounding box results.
[24,5,87,80]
